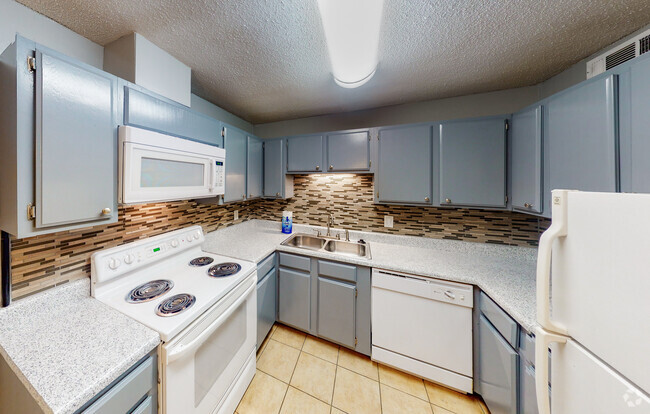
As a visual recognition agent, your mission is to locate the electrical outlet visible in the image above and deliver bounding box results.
[234,210,239,221]
[384,215,394,228]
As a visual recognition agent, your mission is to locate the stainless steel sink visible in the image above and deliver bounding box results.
[282,234,327,251]
[323,239,370,258]
[281,233,371,259]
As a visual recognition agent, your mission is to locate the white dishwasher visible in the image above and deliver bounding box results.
[371,269,474,393]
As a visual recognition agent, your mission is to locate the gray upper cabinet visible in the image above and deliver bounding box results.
[439,117,507,208]
[377,124,434,205]
[123,83,223,147]
[544,74,618,215]
[263,138,293,199]
[223,125,247,203]
[287,134,324,172]
[511,106,543,214]
[35,50,117,228]
[326,130,370,172]
[247,135,263,199]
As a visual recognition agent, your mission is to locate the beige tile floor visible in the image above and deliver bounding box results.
[237,323,490,414]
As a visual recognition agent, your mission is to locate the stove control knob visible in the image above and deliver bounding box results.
[187,234,193,243]
[124,254,135,265]
[170,239,179,248]
[108,258,121,270]
[193,231,200,240]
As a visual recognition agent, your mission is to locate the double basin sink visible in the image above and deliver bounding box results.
[281,233,371,259]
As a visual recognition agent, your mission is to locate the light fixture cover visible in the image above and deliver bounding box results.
[317,0,384,88]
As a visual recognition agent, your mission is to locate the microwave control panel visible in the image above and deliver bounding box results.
[215,160,225,189]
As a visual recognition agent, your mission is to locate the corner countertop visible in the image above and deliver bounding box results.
[203,220,539,331]
[0,278,160,414]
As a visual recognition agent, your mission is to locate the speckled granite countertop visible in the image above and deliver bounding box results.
[0,278,160,414]
[204,220,539,331]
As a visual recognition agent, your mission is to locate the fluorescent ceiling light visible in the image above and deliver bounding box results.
[317,0,384,88]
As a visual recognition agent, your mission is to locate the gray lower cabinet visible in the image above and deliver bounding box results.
[326,130,370,172]
[263,138,293,199]
[122,82,223,147]
[376,124,434,205]
[277,253,371,355]
[287,134,324,172]
[223,124,248,203]
[439,116,508,208]
[247,135,263,200]
[257,253,277,348]
[278,267,311,332]
[511,106,543,214]
[79,353,157,414]
[544,74,618,216]
[0,35,119,238]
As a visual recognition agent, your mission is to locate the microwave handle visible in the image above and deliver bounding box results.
[166,280,255,364]
[208,160,216,191]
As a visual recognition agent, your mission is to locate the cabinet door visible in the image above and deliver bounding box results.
[326,131,370,171]
[278,268,310,331]
[257,268,277,349]
[35,50,117,228]
[519,358,539,414]
[223,125,247,203]
[545,75,617,214]
[478,315,518,414]
[247,135,263,199]
[511,106,543,213]
[317,277,356,348]
[264,139,285,198]
[439,117,507,208]
[625,58,650,193]
[124,85,223,147]
[287,135,324,172]
[377,125,433,204]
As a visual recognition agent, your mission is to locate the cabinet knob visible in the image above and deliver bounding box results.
[424,197,430,202]
[276,192,280,197]
[329,165,334,170]
[242,195,246,200]
[250,194,253,198]
[524,203,533,208]
[445,198,451,204]
[101,207,112,215]
[316,165,320,171]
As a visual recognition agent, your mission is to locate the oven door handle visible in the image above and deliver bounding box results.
[166,281,255,364]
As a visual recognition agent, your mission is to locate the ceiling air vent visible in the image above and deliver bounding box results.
[640,34,650,55]
[605,43,635,70]
[586,28,650,78]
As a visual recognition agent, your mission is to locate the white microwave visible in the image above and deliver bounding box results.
[119,126,226,204]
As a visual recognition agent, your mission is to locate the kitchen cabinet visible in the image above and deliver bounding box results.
[247,135,263,200]
[544,74,618,216]
[511,106,543,214]
[376,124,435,205]
[122,81,223,147]
[326,130,370,172]
[0,35,119,238]
[287,134,324,172]
[80,353,157,414]
[277,252,371,355]
[256,253,277,348]
[222,124,248,203]
[439,116,508,209]
[263,138,294,199]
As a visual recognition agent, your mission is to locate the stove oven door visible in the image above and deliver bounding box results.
[161,274,256,414]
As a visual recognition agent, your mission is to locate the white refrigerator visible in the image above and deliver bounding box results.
[535,190,650,413]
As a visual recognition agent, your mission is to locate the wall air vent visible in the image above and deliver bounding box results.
[586,28,650,78]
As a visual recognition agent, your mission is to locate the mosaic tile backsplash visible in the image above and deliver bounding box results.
[9,174,548,299]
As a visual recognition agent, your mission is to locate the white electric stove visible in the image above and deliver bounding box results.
[91,225,257,414]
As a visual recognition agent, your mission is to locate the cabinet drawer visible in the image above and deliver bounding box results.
[258,253,276,279]
[131,395,154,414]
[519,329,536,365]
[479,292,518,348]
[83,355,155,414]
[318,260,356,283]
[279,252,311,272]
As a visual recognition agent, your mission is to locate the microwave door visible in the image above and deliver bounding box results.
[122,143,217,204]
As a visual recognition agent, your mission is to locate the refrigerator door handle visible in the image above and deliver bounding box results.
[537,189,569,335]
[535,326,567,414]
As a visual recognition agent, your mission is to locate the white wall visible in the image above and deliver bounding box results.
[191,94,254,133]
[0,0,103,68]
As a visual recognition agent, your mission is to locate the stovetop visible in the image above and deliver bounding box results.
[91,226,256,341]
